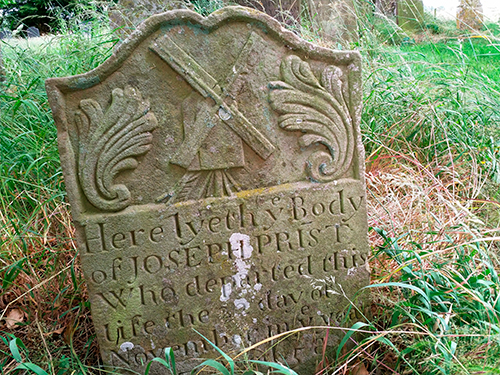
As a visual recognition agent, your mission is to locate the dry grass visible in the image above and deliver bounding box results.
[366,152,487,275]
[0,202,100,371]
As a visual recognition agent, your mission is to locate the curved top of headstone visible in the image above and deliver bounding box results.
[46,6,360,92]
[47,6,363,219]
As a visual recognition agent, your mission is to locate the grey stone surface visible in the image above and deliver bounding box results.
[109,0,190,40]
[457,0,483,31]
[374,0,396,17]
[307,0,370,43]
[46,7,369,374]
[397,0,424,31]
[0,29,12,39]
[230,0,301,25]
[26,26,40,38]
[0,49,4,83]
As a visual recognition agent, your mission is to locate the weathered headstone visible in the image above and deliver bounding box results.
[26,26,40,38]
[46,7,370,374]
[109,0,190,40]
[374,0,396,18]
[0,50,4,83]
[230,0,301,25]
[307,0,371,44]
[397,0,424,31]
[0,29,12,39]
[457,0,483,31]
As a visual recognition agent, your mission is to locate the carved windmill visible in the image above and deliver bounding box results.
[151,32,276,203]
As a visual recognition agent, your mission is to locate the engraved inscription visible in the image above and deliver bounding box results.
[80,181,369,371]
[75,86,158,211]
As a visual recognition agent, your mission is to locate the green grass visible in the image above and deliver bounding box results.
[362,37,500,185]
[0,14,116,373]
[400,38,500,81]
[355,18,500,374]
[1,3,500,375]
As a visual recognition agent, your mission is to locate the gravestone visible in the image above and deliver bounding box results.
[308,0,371,44]
[0,29,12,39]
[109,0,190,40]
[374,0,396,18]
[26,26,40,38]
[397,0,424,31]
[0,50,4,83]
[46,7,370,374]
[457,0,483,31]
[230,0,301,25]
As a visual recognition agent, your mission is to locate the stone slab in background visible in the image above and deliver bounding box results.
[26,26,40,38]
[231,0,301,25]
[397,0,424,31]
[109,0,190,40]
[0,50,4,83]
[110,0,301,41]
[307,0,371,44]
[374,0,396,18]
[0,29,12,39]
[457,0,484,31]
[46,7,369,375]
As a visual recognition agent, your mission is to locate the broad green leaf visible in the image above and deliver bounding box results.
[193,329,234,375]
[363,282,430,308]
[248,360,298,375]
[14,363,49,375]
[193,359,230,375]
[9,337,24,362]
[449,340,457,355]
[335,322,370,361]
[165,347,177,375]
[145,358,171,375]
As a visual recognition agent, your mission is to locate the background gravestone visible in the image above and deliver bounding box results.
[307,0,372,44]
[397,0,424,31]
[373,0,396,18]
[46,7,370,374]
[110,0,301,41]
[457,0,483,31]
[0,29,12,39]
[109,0,190,40]
[231,0,301,25]
[26,26,40,38]
[0,50,4,83]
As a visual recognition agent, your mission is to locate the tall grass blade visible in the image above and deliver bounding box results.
[247,360,298,375]
[193,328,234,375]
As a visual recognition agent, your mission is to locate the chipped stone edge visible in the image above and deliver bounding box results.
[45,6,364,221]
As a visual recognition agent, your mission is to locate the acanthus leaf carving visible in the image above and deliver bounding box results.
[269,55,354,182]
[75,85,158,211]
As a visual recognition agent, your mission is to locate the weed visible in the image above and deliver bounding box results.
[1,334,49,375]
[0,10,115,373]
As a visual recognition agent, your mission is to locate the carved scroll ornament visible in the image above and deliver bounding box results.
[269,55,354,182]
[75,86,158,211]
